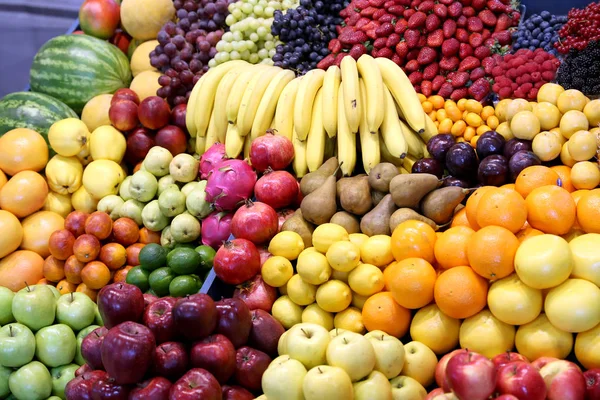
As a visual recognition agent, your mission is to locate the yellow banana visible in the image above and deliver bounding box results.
[375,57,425,134]
[251,69,295,138]
[213,66,250,138]
[337,84,356,176]
[340,56,361,133]
[322,65,341,138]
[356,54,385,134]
[358,79,380,174]
[243,132,252,160]
[380,86,408,159]
[306,89,326,172]
[403,154,418,171]
[186,73,205,136]
[398,118,425,159]
[225,124,244,158]
[292,126,308,178]
[225,65,268,127]
[195,134,207,156]
[204,107,219,153]
[294,69,326,141]
[237,66,283,136]
[400,166,411,174]
[422,113,438,143]
[379,134,404,167]
[273,77,301,140]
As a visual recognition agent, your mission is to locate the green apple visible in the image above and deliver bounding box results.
[0,365,11,398]
[51,364,78,399]
[277,331,289,356]
[364,330,406,379]
[302,365,353,400]
[0,287,15,325]
[326,331,376,381]
[74,325,100,365]
[389,375,427,400]
[285,323,330,370]
[0,323,36,367]
[47,286,61,300]
[329,328,348,339]
[8,361,52,400]
[94,305,103,327]
[35,324,77,368]
[12,285,56,331]
[56,293,96,331]
[353,370,393,400]
[262,355,307,400]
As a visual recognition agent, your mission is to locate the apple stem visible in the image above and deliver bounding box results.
[24,281,30,292]
[9,325,14,337]
[300,328,312,339]
[71,292,74,302]
[343,338,349,345]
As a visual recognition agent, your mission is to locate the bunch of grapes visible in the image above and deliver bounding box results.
[210,0,299,66]
[271,0,345,74]
[150,0,235,106]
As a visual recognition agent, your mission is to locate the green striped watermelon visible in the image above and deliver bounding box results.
[30,34,132,114]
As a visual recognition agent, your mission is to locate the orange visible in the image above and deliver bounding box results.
[99,243,127,270]
[126,243,145,266]
[501,183,516,190]
[515,166,560,198]
[434,226,475,269]
[56,279,77,295]
[0,128,49,176]
[450,208,474,229]
[526,185,577,235]
[572,190,590,205]
[20,211,65,258]
[37,278,50,285]
[551,165,575,192]
[576,189,600,233]
[467,226,519,280]
[81,261,111,290]
[0,169,7,192]
[391,220,437,264]
[516,227,544,243]
[0,250,44,291]
[113,266,133,283]
[64,255,85,284]
[384,258,437,309]
[0,210,23,258]
[42,255,65,283]
[361,292,411,338]
[0,171,49,218]
[139,228,161,244]
[475,188,528,233]
[76,283,98,302]
[465,186,495,230]
[434,266,489,319]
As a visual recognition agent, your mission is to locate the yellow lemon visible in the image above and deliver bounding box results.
[302,304,334,330]
[459,309,516,359]
[271,296,304,329]
[359,235,394,267]
[575,323,600,369]
[296,251,332,285]
[331,269,349,282]
[583,98,600,126]
[544,278,600,333]
[514,234,573,289]
[569,233,600,286]
[326,241,361,272]
[532,131,562,162]
[312,223,349,253]
[316,280,352,313]
[557,89,587,113]
[334,307,365,334]
[515,313,573,361]
[349,233,369,248]
[537,83,565,105]
[487,273,543,326]
[409,304,460,355]
[568,130,597,161]
[510,111,541,140]
[268,231,305,260]
[559,110,589,139]
[261,256,294,288]
[348,263,385,296]
[351,291,369,310]
[286,274,317,306]
[570,161,600,190]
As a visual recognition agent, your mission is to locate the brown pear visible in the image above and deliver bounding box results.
[300,168,339,225]
[360,194,396,236]
[281,209,315,248]
[368,162,399,192]
[420,186,470,224]
[299,157,340,196]
[330,211,360,234]
[339,175,372,215]
[390,208,439,232]
[371,190,387,206]
[336,174,366,202]
[389,173,440,209]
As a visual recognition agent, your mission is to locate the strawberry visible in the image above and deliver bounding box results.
[456,15,468,27]
[421,80,433,97]
[443,19,457,38]
[369,0,386,7]
[474,45,491,59]
[405,59,421,72]
[379,14,395,23]
[438,82,454,98]
[459,56,480,71]
[375,22,395,37]
[470,67,485,80]
[360,6,378,17]
[419,0,435,12]
[408,11,427,29]
[328,39,342,53]
[410,0,420,8]
[403,8,417,19]
[433,4,448,18]
[478,10,497,26]
[334,53,347,67]
[392,53,402,66]
[354,0,370,9]
[462,6,476,17]
[425,14,441,32]
[450,87,469,101]
[349,44,368,59]
[409,71,424,85]
[405,29,421,48]
[407,48,420,60]
[498,86,512,99]
[374,37,388,49]
[486,0,510,13]
[427,30,445,47]
[450,71,470,88]
[491,65,504,77]
[418,35,427,47]
[388,5,406,16]
[395,41,409,58]
[379,48,395,58]
[338,30,368,45]
[441,38,460,56]
[469,32,483,47]
[491,30,511,45]
[423,62,439,80]
[386,33,401,48]
[417,47,438,65]
[471,0,486,10]
[448,2,463,18]
[439,0,454,4]
[455,28,469,43]
[356,18,371,29]
[395,19,408,35]
[481,29,492,41]
[459,43,474,59]
[439,56,460,71]
[467,17,483,32]
[468,78,490,101]
[373,9,387,20]
[495,13,512,32]
[366,29,378,40]
[432,75,446,91]
[317,54,335,70]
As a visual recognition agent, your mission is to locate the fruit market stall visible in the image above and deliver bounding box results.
[1,0,600,399]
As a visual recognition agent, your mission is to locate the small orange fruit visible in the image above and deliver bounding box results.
[515,166,560,198]
[113,266,133,283]
[81,261,111,290]
[434,226,475,269]
[391,220,437,264]
[576,189,600,233]
[526,185,577,235]
[467,226,520,280]
[42,255,65,283]
[64,255,85,284]
[434,266,488,319]
[361,292,411,338]
[550,165,575,192]
[475,188,528,233]
[465,186,495,230]
[516,227,545,243]
[56,279,76,295]
[76,283,98,302]
[384,258,437,309]
[450,207,474,229]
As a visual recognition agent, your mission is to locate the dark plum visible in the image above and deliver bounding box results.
[476,131,506,160]
[503,138,533,159]
[442,176,472,188]
[446,143,478,178]
[412,158,444,179]
[426,134,456,163]
[478,155,509,186]
[508,151,542,181]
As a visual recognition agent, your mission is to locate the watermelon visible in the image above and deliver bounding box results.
[30,34,132,114]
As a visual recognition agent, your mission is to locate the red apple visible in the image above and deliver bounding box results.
[222,384,254,400]
[109,29,131,55]
[234,346,272,391]
[109,100,139,132]
[112,88,140,105]
[143,293,159,308]
[139,96,170,130]
[496,396,519,399]
[248,309,285,357]
[446,350,497,400]
[66,211,90,237]
[79,0,120,40]
[155,125,188,156]
[76,364,93,377]
[170,104,187,132]
[65,370,109,400]
[125,128,155,165]
[97,282,145,329]
[539,360,587,400]
[173,294,218,341]
[129,377,172,400]
[496,361,547,400]
[190,334,236,384]
[233,274,278,313]
[101,322,156,385]
[169,368,221,400]
[215,298,252,349]
[153,341,188,380]
[143,297,177,344]
[81,327,109,370]
[425,389,445,400]
[584,369,600,400]
[532,357,559,370]
[91,376,131,399]
[435,349,463,391]
[492,352,530,369]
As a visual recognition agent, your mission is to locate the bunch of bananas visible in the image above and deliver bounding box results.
[185,55,438,177]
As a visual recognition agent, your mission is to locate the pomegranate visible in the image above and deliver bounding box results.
[257,246,272,266]
[199,143,228,180]
[233,275,278,312]
[205,159,257,211]
[231,201,278,245]
[277,209,295,231]
[213,239,261,285]
[293,181,304,208]
[201,211,233,249]
[254,169,299,209]
[249,131,295,172]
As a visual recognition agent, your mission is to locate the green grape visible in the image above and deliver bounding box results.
[232,31,244,42]
[241,2,253,14]
[231,8,243,20]
[249,53,260,64]
[257,48,269,60]
[249,32,260,42]
[230,51,242,60]
[264,40,275,50]
[257,26,268,38]
[264,6,275,17]
[225,14,237,26]
[215,41,226,52]
[248,0,257,5]
[222,32,234,42]
[241,49,251,60]
[268,48,276,58]
[253,5,264,16]
[223,42,234,52]
[208,59,217,68]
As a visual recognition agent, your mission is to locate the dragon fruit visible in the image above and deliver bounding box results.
[199,142,227,180]
[201,211,233,249]
[205,159,257,211]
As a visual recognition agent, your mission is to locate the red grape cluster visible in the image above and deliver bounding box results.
[150,0,235,106]
[555,2,600,53]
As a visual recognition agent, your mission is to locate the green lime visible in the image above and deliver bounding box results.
[195,245,216,271]
[125,266,150,292]
[148,267,175,297]
[139,243,168,271]
[146,288,158,296]
[169,275,202,297]
[174,243,196,250]
[167,247,201,275]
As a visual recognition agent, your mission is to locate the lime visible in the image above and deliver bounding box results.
[195,245,216,271]
[125,266,150,292]
[148,267,176,297]
[169,275,202,297]
[139,243,168,271]
[146,288,158,296]
[174,243,196,249]
[167,247,201,275]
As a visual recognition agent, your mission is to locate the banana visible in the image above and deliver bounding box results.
[273,77,301,140]
[322,65,341,138]
[403,154,418,171]
[306,89,326,172]
[337,84,356,176]
[422,113,438,143]
[186,73,205,136]
[294,69,326,141]
[380,86,408,159]
[237,66,283,136]
[358,79,380,174]
[213,66,251,138]
[204,107,219,153]
[195,134,207,156]
[251,69,295,138]
[340,55,361,133]
[375,57,426,134]
[225,65,268,128]
[398,118,426,159]
[292,126,308,178]
[400,166,411,174]
[379,133,404,167]
[225,124,244,158]
[356,54,385,134]
[243,131,252,160]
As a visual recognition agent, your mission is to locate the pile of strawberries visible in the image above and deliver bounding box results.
[555,1,600,53]
[317,0,521,101]
[489,48,560,100]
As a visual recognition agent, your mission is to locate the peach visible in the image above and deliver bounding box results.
[65,211,90,237]
[85,211,113,240]
[99,242,127,270]
[57,279,77,294]
[48,229,76,260]
[73,234,101,263]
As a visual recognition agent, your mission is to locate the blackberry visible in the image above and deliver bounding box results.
[556,40,600,94]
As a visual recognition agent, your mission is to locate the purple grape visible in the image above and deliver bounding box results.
[446,143,479,178]
[426,134,456,163]
[508,151,542,181]
[478,155,509,186]
[412,158,444,179]
[476,131,506,160]
[504,138,533,159]
[442,176,472,189]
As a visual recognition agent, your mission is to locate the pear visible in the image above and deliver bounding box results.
[389,173,440,209]
[421,187,470,224]
[368,162,399,192]
[360,194,396,236]
[281,209,315,248]
[300,164,340,225]
[300,157,341,196]
[389,208,438,232]
[339,175,372,215]
[330,211,360,234]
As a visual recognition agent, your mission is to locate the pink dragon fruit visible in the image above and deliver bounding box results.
[201,211,233,249]
[199,142,227,180]
[205,159,257,211]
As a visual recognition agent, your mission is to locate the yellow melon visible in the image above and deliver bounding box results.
[0,250,45,291]
[121,0,175,40]
[131,40,159,77]
[81,94,114,133]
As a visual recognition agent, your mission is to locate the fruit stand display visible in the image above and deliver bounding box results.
[1,0,600,399]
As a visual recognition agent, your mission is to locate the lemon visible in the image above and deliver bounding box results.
[286,274,317,306]
[312,223,349,253]
[459,309,516,359]
[326,241,361,272]
[534,102,561,131]
[360,235,394,267]
[302,304,334,330]
[268,231,305,260]
[348,263,385,296]
[560,110,589,139]
[557,89,587,113]
[569,233,600,286]
[315,280,352,313]
[510,111,540,140]
[334,307,365,334]
[331,269,349,282]
[296,251,332,285]
[271,296,304,329]
[261,256,294,287]
[567,131,597,161]
[410,304,460,355]
[351,291,369,310]
[537,83,565,105]
[570,161,600,190]
[532,131,562,162]
[349,233,369,248]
